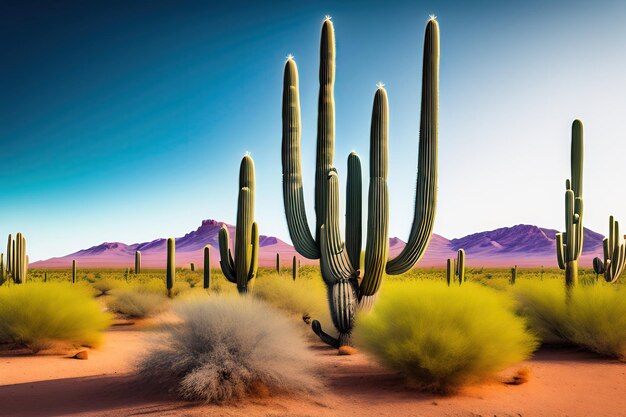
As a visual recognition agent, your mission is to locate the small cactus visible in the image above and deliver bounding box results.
[592,216,625,284]
[556,120,584,288]
[72,259,76,284]
[135,251,141,274]
[276,253,281,272]
[511,265,517,285]
[218,155,259,294]
[446,250,465,285]
[203,245,211,289]
[190,263,195,272]
[166,237,175,297]
[292,255,298,281]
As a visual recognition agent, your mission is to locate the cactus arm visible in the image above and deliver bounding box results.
[319,171,356,285]
[556,233,566,270]
[345,152,362,271]
[218,226,237,284]
[247,222,259,283]
[386,18,439,275]
[314,18,336,247]
[574,197,583,258]
[565,189,576,261]
[360,86,390,297]
[281,57,320,259]
[311,319,339,349]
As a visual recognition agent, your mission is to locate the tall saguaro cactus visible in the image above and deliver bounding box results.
[12,233,27,284]
[203,245,211,289]
[72,259,76,284]
[219,155,259,294]
[135,251,141,274]
[593,216,625,284]
[556,120,584,288]
[446,249,465,286]
[281,17,439,347]
[166,237,175,297]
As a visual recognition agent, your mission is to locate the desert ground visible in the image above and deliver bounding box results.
[1,317,625,417]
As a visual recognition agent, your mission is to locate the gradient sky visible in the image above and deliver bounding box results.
[2,0,626,261]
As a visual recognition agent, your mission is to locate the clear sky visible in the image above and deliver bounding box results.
[2,0,626,261]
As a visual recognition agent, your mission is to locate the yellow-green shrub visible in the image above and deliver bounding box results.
[254,272,331,328]
[107,288,168,318]
[514,280,626,359]
[0,283,112,352]
[354,280,538,391]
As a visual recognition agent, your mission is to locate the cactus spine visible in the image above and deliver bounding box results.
[72,259,76,283]
[135,251,141,274]
[555,120,584,288]
[281,17,439,347]
[218,155,259,294]
[592,216,625,283]
[292,255,298,281]
[203,245,211,289]
[276,253,281,272]
[166,237,175,296]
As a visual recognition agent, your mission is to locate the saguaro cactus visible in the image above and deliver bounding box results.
[135,251,141,274]
[281,17,439,347]
[203,245,211,289]
[511,265,517,285]
[72,259,76,284]
[166,237,175,297]
[0,253,5,284]
[6,234,12,277]
[276,253,281,272]
[218,155,259,294]
[190,263,195,272]
[555,120,584,288]
[592,216,625,284]
[446,249,465,286]
[292,255,299,281]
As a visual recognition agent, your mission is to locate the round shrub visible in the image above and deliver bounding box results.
[0,282,112,352]
[107,288,168,318]
[354,280,538,392]
[137,296,319,403]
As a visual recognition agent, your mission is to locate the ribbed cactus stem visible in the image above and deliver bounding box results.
[203,245,211,289]
[72,259,76,284]
[276,253,281,272]
[593,216,625,284]
[218,155,258,294]
[446,258,452,286]
[135,251,141,274]
[166,237,175,297]
[556,120,584,289]
[457,249,465,285]
[292,255,298,281]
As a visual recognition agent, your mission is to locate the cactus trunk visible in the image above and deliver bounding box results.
[292,255,298,281]
[276,253,280,272]
[135,251,141,274]
[72,259,76,284]
[203,245,211,289]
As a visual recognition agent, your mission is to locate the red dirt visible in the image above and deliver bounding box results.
[0,324,624,417]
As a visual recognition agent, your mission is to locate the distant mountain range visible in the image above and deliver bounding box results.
[31,219,605,269]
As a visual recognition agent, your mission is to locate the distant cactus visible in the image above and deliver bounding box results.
[135,251,141,274]
[592,216,625,284]
[166,237,175,297]
[556,120,584,288]
[511,265,517,285]
[125,267,130,281]
[72,259,76,284]
[276,253,280,272]
[292,256,298,281]
[11,233,27,284]
[281,17,439,347]
[218,155,259,294]
[44,272,47,283]
[6,234,12,278]
[446,249,465,286]
[0,253,5,284]
[190,263,195,272]
[203,245,211,289]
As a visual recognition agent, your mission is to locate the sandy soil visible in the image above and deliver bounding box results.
[1,322,625,417]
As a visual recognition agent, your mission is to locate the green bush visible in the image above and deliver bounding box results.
[514,280,626,359]
[354,280,538,392]
[107,288,168,318]
[0,283,112,352]
[92,277,124,296]
[137,296,319,403]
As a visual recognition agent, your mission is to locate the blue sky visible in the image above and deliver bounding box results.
[2,0,626,261]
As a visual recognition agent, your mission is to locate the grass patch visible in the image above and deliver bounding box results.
[106,288,168,318]
[0,283,112,352]
[137,296,319,403]
[514,280,626,359]
[354,280,538,392]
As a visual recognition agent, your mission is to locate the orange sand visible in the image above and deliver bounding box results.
[0,324,625,417]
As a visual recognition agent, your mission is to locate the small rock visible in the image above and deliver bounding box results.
[73,350,88,360]
[337,346,358,355]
